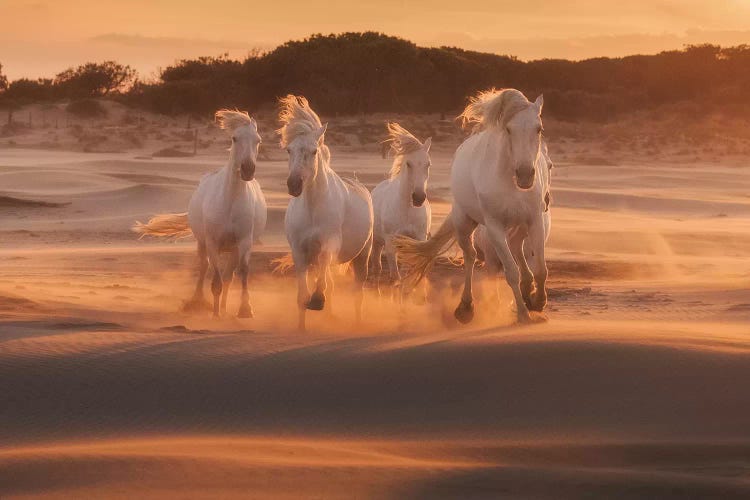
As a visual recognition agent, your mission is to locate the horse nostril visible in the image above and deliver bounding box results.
[241,161,256,180]
[287,176,302,196]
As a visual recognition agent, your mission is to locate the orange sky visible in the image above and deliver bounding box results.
[2,0,750,80]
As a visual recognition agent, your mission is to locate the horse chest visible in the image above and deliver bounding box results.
[204,198,254,248]
[389,209,425,236]
[480,192,536,227]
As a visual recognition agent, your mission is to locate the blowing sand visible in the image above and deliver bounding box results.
[1,138,749,498]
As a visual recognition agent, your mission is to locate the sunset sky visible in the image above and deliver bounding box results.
[2,0,750,80]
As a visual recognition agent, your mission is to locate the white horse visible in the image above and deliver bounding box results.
[395,89,548,324]
[279,95,373,331]
[133,109,267,318]
[475,140,553,306]
[371,123,432,296]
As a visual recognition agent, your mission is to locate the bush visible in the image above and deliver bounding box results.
[6,34,750,122]
[55,61,136,98]
[2,78,56,103]
[0,63,8,91]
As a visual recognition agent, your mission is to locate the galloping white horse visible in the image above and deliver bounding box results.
[133,110,267,318]
[279,95,373,331]
[475,140,553,307]
[395,89,548,324]
[371,123,432,294]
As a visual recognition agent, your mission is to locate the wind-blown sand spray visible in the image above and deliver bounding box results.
[2,138,750,498]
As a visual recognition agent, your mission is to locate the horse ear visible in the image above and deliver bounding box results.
[423,137,432,152]
[535,94,544,113]
[316,123,328,144]
[250,117,257,127]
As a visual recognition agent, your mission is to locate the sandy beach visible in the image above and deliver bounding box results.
[1,122,750,498]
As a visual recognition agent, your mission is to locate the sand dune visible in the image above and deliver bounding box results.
[3,437,750,499]
[1,140,749,498]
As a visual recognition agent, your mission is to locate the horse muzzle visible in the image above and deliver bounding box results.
[514,168,535,190]
[240,161,256,181]
[411,191,426,207]
[287,175,303,197]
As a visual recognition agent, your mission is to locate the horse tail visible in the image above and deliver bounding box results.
[132,213,192,240]
[393,216,456,286]
[271,253,350,275]
[271,253,295,275]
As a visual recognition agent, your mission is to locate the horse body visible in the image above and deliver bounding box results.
[394,89,548,324]
[279,95,373,331]
[189,167,266,251]
[371,123,432,287]
[285,171,372,265]
[475,141,553,282]
[134,110,266,318]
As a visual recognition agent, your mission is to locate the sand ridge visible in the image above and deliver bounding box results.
[1,135,749,497]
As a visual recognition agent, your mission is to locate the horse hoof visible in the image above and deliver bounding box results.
[529,301,546,312]
[454,300,474,324]
[518,311,547,324]
[238,304,254,318]
[530,294,547,312]
[517,312,533,324]
[523,296,535,311]
[307,292,325,311]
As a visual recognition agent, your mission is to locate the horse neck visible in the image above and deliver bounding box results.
[302,156,334,208]
[221,150,244,197]
[395,161,413,208]
[493,131,520,191]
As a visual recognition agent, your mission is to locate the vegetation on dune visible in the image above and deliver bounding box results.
[0,63,7,92]
[2,33,750,121]
[54,61,136,98]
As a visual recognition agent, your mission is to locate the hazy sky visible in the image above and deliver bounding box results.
[2,0,750,79]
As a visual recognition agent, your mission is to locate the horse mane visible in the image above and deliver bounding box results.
[382,122,424,179]
[215,109,254,131]
[277,95,323,147]
[458,88,532,134]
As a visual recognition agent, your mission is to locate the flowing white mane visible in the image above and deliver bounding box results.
[458,88,532,134]
[277,95,323,147]
[215,109,254,131]
[382,122,424,179]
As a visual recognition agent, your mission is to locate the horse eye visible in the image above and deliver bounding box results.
[406,162,412,169]
[505,127,511,135]
[232,137,236,143]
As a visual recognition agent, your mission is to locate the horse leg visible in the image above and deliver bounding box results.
[235,239,254,318]
[351,233,372,324]
[293,245,310,331]
[484,219,533,323]
[371,238,384,296]
[524,220,548,312]
[205,240,223,318]
[509,228,534,310]
[324,264,335,315]
[453,212,478,324]
[384,236,402,303]
[183,241,210,312]
[308,251,331,311]
[220,250,238,315]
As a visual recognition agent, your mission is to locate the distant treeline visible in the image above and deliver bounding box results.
[2,32,750,121]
